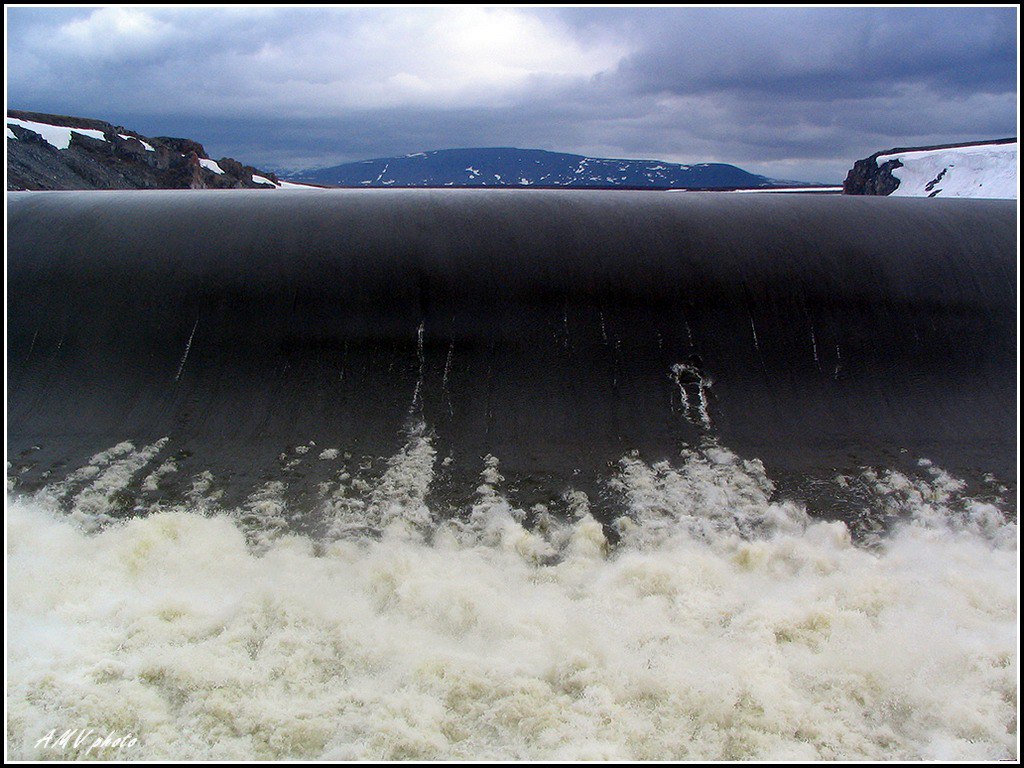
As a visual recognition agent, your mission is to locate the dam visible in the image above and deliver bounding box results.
[5,189,1018,760]
[7,189,1016,524]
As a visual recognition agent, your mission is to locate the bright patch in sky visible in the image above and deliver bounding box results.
[55,7,174,59]
[244,8,628,111]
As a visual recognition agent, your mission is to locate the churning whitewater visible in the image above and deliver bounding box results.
[6,428,1017,761]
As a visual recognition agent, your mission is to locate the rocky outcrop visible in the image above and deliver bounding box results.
[843,138,1016,195]
[7,110,279,191]
[842,153,904,196]
[152,136,209,158]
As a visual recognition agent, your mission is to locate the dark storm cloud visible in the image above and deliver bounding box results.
[608,7,1016,97]
[5,6,1018,182]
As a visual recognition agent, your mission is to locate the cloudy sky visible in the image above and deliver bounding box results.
[5,6,1018,182]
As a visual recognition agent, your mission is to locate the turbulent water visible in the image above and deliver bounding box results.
[6,430,1018,761]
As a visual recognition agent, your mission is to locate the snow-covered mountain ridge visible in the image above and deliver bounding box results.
[286,147,817,190]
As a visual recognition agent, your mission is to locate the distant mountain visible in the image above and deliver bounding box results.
[843,138,1017,199]
[6,110,314,191]
[287,147,804,189]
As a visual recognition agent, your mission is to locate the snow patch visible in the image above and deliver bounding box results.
[6,117,107,150]
[118,134,155,151]
[882,143,1017,199]
[199,158,225,174]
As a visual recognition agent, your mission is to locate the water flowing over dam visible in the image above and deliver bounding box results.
[7,189,1016,520]
[6,189,1018,760]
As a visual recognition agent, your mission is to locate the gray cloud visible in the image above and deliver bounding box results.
[6,6,1017,182]
[610,8,1015,97]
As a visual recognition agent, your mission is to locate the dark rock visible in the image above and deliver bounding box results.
[112,133,149,157]
[68,130,114,155]
[217,156,245,177]
[185,151,206,189]
[154,136,209,159]
[843,154,903,196]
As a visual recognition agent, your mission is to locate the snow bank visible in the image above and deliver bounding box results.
[7,117,107,150]
[882,143,1017,199]
[198,158,225,174]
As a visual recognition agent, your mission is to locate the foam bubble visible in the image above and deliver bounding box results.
[5,437,1017,760]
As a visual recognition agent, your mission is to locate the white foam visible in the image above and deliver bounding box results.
[141,458,178,494]
[70,439,169,526]
[669,362,712,428]
[233,481,293,551]
[5,437,1017,760]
